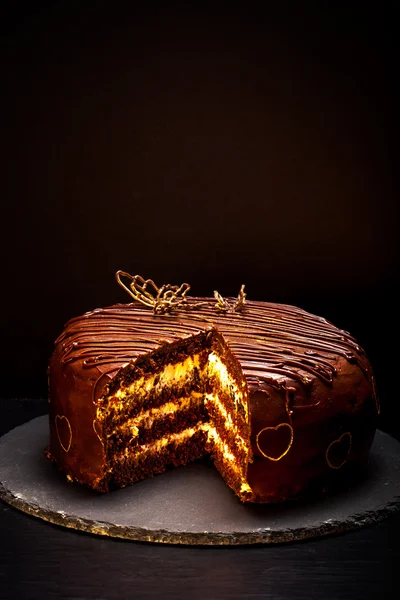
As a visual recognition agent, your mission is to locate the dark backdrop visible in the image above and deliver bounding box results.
[2,3,398,432]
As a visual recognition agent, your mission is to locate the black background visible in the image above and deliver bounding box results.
[2,2,398,430]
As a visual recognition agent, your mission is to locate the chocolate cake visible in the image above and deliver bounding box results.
[46,273,378,503]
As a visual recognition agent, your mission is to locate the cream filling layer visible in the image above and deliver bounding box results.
[108,393,203,439]
[204,393,248,452]
[205,426,252,494]
[118,422,205,458]
[110,391,247,458]
[240,482,253,495]
[208,352,248,420]
[206,426,237,464]
[113,355,203,404]
[105,351,247,419]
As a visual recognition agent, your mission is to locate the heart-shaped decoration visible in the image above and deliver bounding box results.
[326,431,352,469]
[256,422,294,461]
[56,415,72,453]
[93,419,103,444]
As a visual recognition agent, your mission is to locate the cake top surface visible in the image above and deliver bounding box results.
[54,291,371,396]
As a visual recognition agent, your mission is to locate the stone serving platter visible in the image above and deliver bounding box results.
[1,416,400,545]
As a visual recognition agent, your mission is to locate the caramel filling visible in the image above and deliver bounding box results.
[113,422,249,486]
[105,352,248,421]
[109,393,203,439]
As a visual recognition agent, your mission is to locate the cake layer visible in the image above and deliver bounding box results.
[105,390,248,451]
[98,355,206,430]
[204,393,248,449]
[204,396,249,464]
[77,328,251,493]
[112,410,207,451]
[109,420,251,498]
[110,428,207,488]
[207,429,252,500]
[109,394,203,438]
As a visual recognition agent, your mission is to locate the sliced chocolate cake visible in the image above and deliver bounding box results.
[46,273,378,503]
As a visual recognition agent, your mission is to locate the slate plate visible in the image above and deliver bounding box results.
[0,416,400,545]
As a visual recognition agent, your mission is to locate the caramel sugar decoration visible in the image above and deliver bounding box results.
[214,285,247,313]
[116,271,191,314]
[116,271,244,314]
[213,290,230,312]
[233,284,246,312]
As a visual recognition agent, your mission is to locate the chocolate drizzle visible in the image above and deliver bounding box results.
[54,298,372,405]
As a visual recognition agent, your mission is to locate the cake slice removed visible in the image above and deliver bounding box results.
[94,328,253,501]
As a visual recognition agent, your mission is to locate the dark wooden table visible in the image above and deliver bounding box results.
[1,399,399,600]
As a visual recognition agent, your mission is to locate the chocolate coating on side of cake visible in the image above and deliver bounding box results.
[47,298,378,502]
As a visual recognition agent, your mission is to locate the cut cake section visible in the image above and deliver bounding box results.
[94,328,253,501]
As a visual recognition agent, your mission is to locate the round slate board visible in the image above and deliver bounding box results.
[1,416,400,545]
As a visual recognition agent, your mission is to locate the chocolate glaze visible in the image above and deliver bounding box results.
[48,298,378,502]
